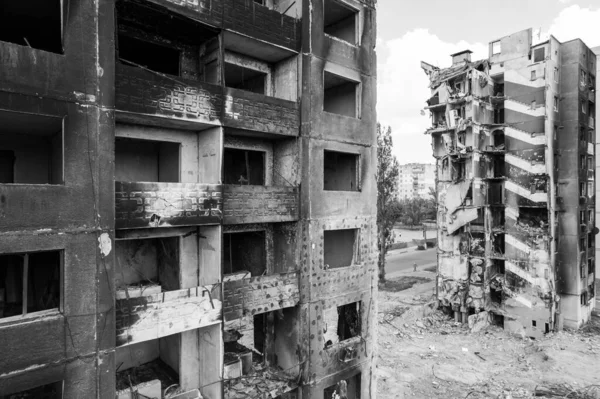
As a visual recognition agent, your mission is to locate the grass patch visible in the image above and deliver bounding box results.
[380,276,432,292]
[423,265,437,273]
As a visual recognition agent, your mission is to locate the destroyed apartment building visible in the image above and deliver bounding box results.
[0,0,377,398]
[422,28,597,338]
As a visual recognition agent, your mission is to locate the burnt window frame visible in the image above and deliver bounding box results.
[223,146,267,186]
[0,250,64,323]
[0,0,66,55]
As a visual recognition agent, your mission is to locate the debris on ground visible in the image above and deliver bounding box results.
[377,273,600,399]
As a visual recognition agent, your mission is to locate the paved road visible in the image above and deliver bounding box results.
[385,248,437,275]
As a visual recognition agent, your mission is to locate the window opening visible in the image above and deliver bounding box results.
[0,0,63,54]
[223,148,265,185]
[323,0,358,44]
[223,231,266,276]
[118,34,181,76]
[554,97,558,112]
[0,111,64,185]
[115,137,180,183]
[492,41,501,55]
[0,250,61,320]
[324,150,359,191]
[323,71,360,118]
[533,47,545,63]
[494,108,504,124]
[0,381,64,399]
[337,302,361,341]
[224,62,267,95]
[324,229,358,269]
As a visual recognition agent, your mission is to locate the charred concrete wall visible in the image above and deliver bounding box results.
[0,0,376,397]
[424,28,596,339]
[0,1,116,396]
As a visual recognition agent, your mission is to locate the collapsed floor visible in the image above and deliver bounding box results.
[376,273,600,399]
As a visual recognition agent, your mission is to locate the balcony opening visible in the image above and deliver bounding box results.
[323,0,357,44]
[115,137,180,183]
[115,237,180,294]
[517,208,547,230]
[487,181,503,205]
[117,34,181,76]
[0,111,63,185]
[324,150,359,191]
[323,71,359,118]
[116,0,219,81]
[115,338,181,399]
[324,228,359,269]
[0,250,62,320]
[224,307,300,396]
[0,0,63,54]
[224,62,267,94]
[223,230,266,277]
[451,159,466,182]
[493,107,505,124]
[492,129,505,148]
[223,148,265,185]
[492,233,505,256]
[324,373,361,399]
[0,381,64,399]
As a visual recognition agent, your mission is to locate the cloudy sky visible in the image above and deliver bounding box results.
[376,0,600,165]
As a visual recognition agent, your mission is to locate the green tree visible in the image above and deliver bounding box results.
[377,124,401,283]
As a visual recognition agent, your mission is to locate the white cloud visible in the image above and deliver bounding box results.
[376,29,487,165]
[546,5,600,47]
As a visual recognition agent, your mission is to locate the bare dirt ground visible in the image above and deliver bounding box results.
[376,271,600,399]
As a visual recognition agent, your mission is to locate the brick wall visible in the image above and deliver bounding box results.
[223,272,299,321]
[222,0,300,50]
[223,185,299,224]
[115,64,223,124]
[223,89,300,136]
[115,181,222,229]
[145,0,300,51]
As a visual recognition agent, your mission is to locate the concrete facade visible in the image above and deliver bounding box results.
[0,1,377,398]
[398,163,435,199]
[422,29,596,338]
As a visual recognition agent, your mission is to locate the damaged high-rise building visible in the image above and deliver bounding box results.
[422,28,597,338]
[0,0,377,398]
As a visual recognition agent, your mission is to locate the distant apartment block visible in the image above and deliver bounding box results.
[422,28,596,338]
[398,163,435,199]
